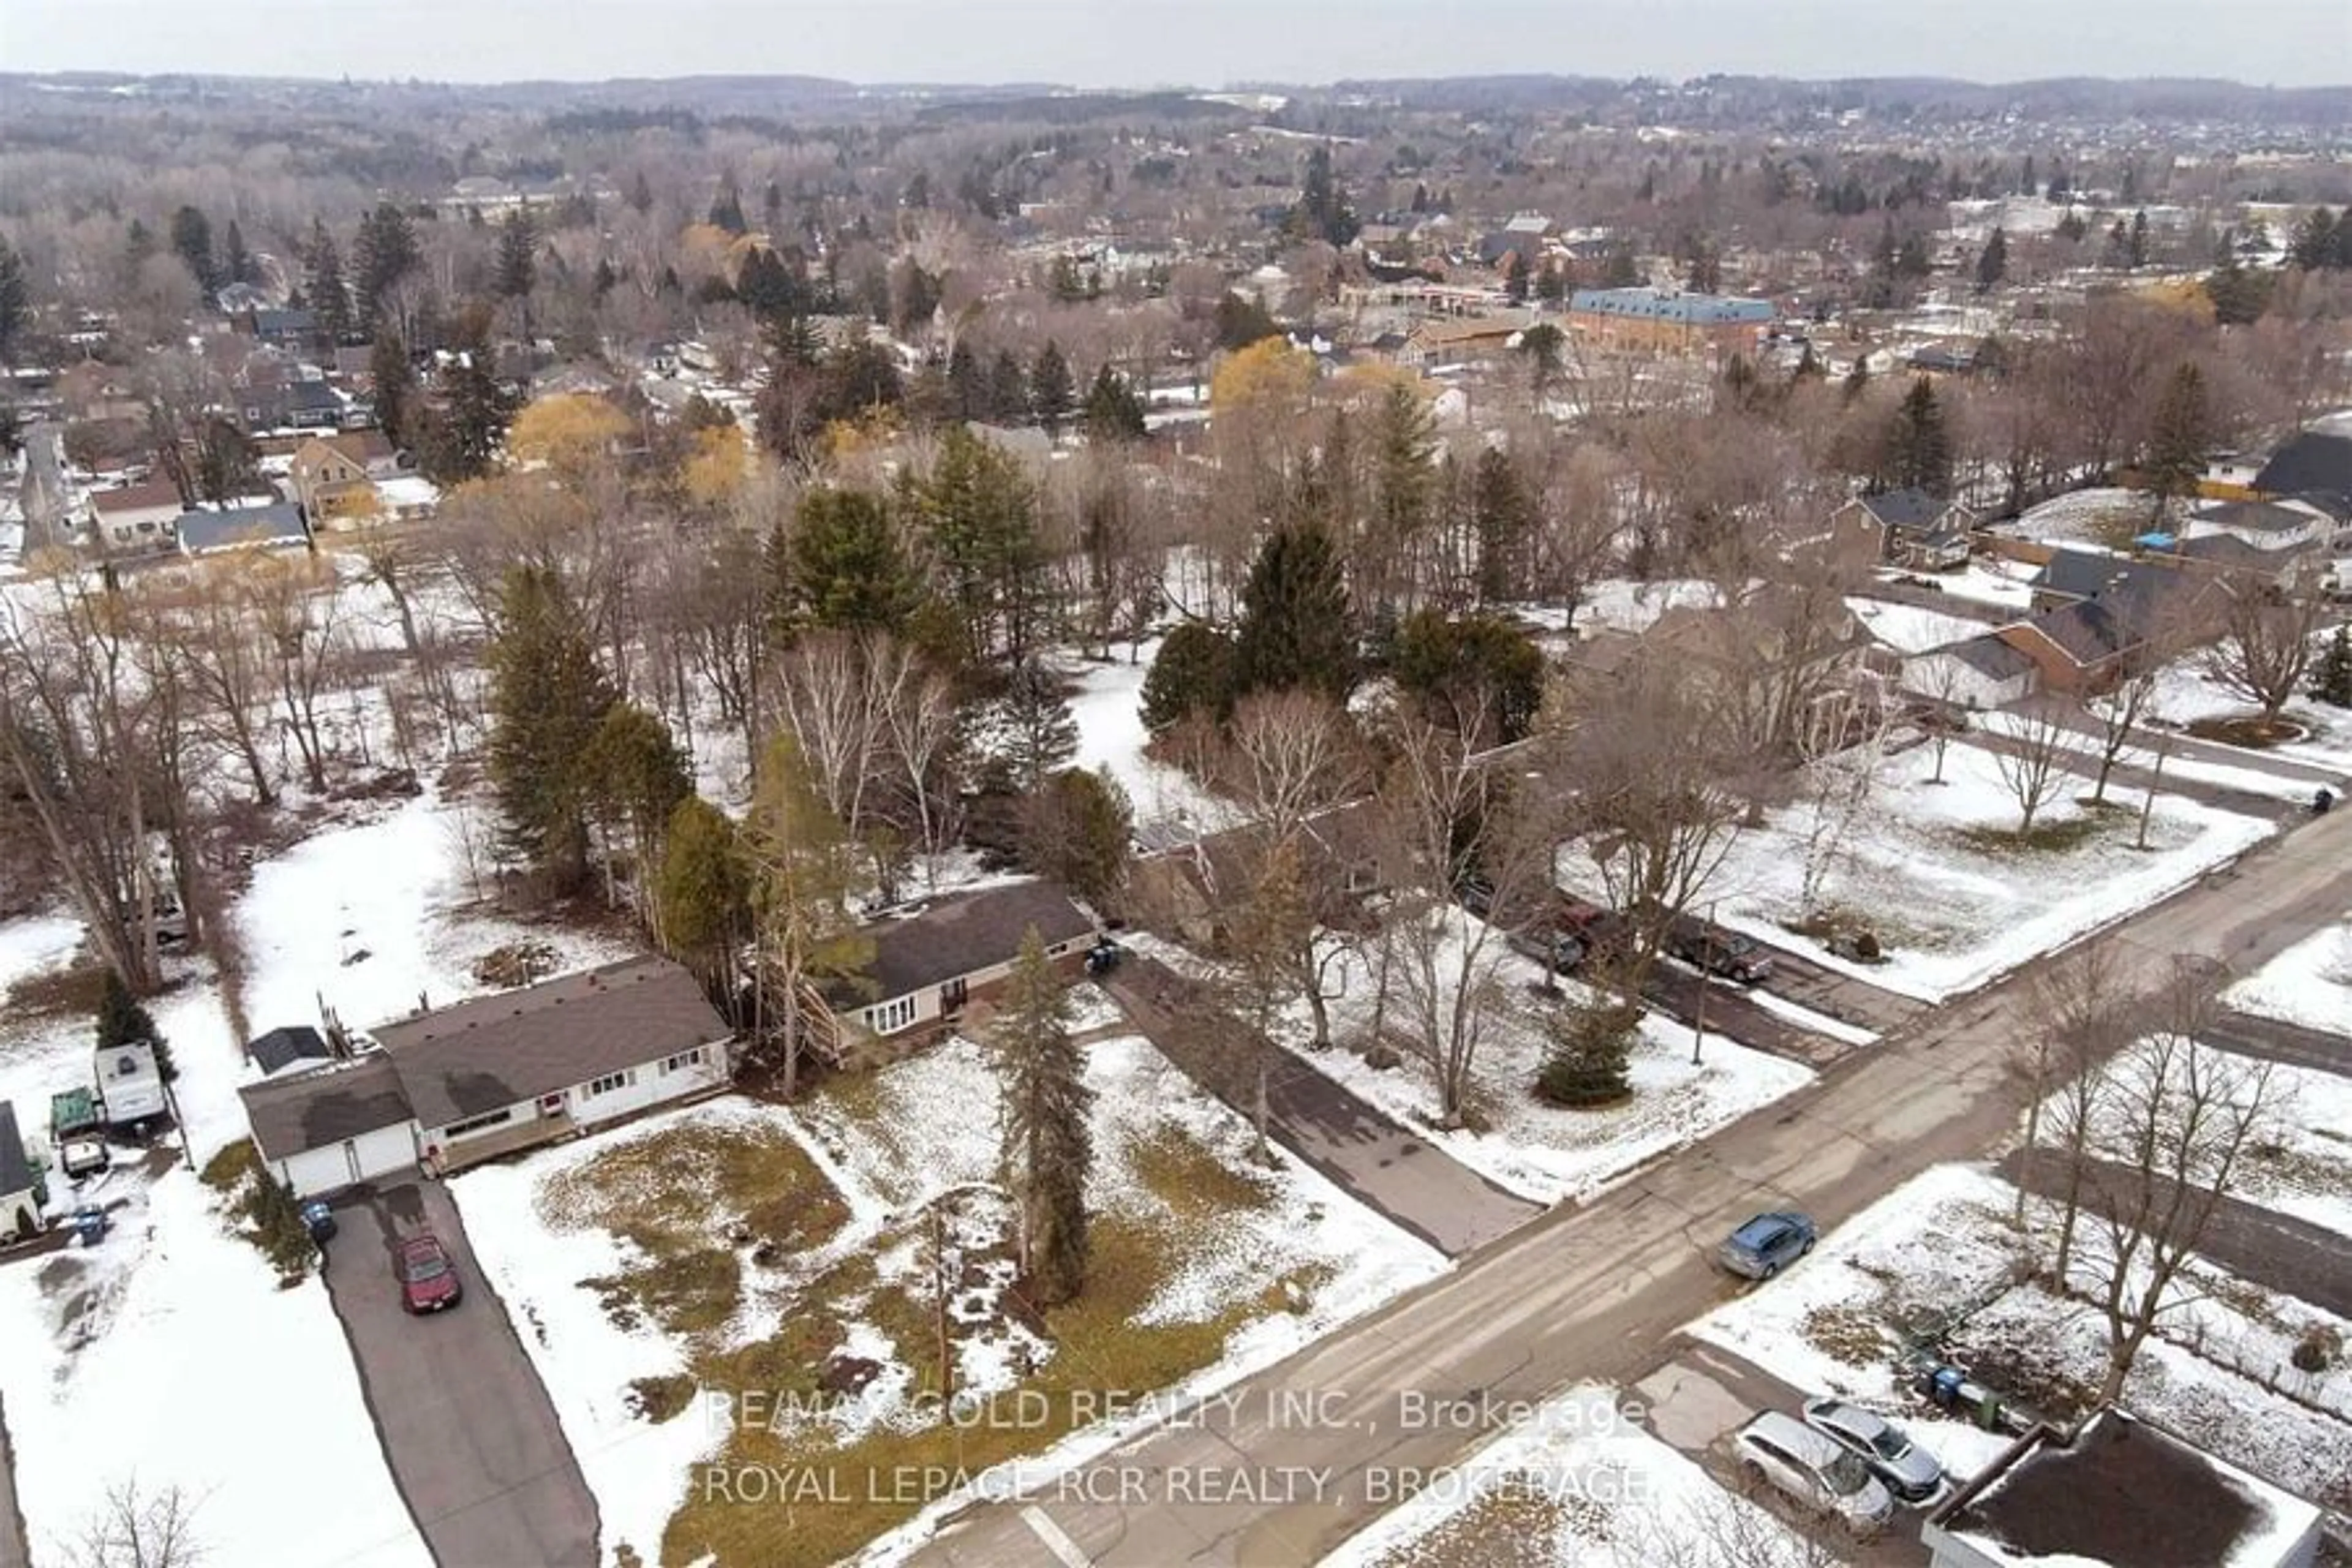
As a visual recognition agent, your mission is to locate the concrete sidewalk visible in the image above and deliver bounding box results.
[1101,959,1542,1256]
[2203,1011,2352,1077]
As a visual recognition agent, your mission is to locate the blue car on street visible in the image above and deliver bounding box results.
[1719,1211,1817,1280]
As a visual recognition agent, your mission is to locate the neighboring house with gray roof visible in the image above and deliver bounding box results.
[1,1100,45,1242]
[829,880,1097,1048]
[176,500,311,558]
[236,954,735,1194]
[1899,631,2040,710]
[1831,488,1979,570]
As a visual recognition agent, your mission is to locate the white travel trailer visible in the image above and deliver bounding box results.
[97,1040,168,1130]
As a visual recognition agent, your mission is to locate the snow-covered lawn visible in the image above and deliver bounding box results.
[1845,595,1999,654]
[1268,911,1814,1206]
[1571,578,1723,636]
[1321,1384,1828,1568]
[2152,653,2352,781]
[1619,737,2275,1003]
[1975,707,2326,805]
[2225,913,2352,1034]
[0,1172,429,1568]
[0,913,81,997]
[1686,1164,2352,1515]
[2003,487,2145,549]
[458,1034,1445,1568]
[1062,640,1226,837]
[1893,557,2039,614]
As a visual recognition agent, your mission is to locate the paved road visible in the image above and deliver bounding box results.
[2203,1011,2352,1077]
[324,1180,600,1568]
[1968,721,2302,823]
[911,806,2352,1567]
[2012,694,2350,793]
[1997,1148,2352,1319]
[1102,960,1540,1256]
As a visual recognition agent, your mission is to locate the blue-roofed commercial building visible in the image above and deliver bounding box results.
[1567,287,1777,360]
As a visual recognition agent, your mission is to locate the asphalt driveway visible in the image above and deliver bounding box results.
[323,1180,600,1567]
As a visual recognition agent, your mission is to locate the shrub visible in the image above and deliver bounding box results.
[2291,1324,2341,1374]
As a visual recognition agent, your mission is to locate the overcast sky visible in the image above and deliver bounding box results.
[3,1,2346,89]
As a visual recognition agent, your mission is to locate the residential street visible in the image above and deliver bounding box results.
[322,1180,600,1568]
[1997,1147,2352,1318]
[2203,1009,2352,1077]
[1101,959,1541,1255]
[911,806,2352,1566]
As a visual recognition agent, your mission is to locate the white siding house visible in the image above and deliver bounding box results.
[1899,633,2039,710]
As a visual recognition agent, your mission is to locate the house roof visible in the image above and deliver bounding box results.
[91,478,185,516]
[252,308,317,337]
[237,1054,414,1163]
[2252,429,2352,500]
[248,1025,336,1077]
[1569,287,1776,326]
[372,955,732,1128]
[1855,486,1965,533]
[176,502,309,555]
[1929,1407,2320,1568]
[851,881,1096,1007]
[2029,548,2182,611]
[2027,600,2132,665]
[0,1101,34,1197]
[1940,632,2037,682]
[2193,499,2322,534]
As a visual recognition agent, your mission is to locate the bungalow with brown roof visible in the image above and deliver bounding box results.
[288,434,395,529]
[828,880,1097,1059]
[88,478,186,553]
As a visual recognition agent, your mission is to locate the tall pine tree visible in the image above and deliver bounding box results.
[993,927,1094,1305]
[352,202,421,331]
[983,661,1079,792]
[96,970,175,1083]
[1880,376,1953,494]
[1029,341,1075,437]
[304,219,353,345]
[1234,521,1356,703]
[369,330,418,451]
[2142,361,2211,524]
[487,565,617,893]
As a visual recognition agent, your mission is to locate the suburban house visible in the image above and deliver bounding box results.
[176,500,312,558]
[236,954,736,1196]
[288,433,394,528]
[0,1101,43,1243]
[1831,488,1978,570]
[88,478,186,553]
[1394,312,1536,368]
[1131,805,1385,953]
[829,880,1097,1055]
[243,307,318,349]
[1566,286,1776,359]
[1899,632,2041,709]
[2251,424,2352,510]
[2182,497,2333,554]
[1923,1406,2322,1568]
[240,375,352,432]
[380,956,733,1175]
[1997,600,2147,695]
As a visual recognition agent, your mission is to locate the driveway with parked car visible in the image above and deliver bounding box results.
[322,1179,598,1567]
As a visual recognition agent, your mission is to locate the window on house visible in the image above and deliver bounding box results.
[445,1107,516,1137]
[586,1070,630,1097]
[662,1049,703,1074]
[864,995,917,1035]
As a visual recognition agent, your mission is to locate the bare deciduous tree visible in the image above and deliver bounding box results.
[1992,702,2075,836]
[2201,578,2324,723]
[67,1480,205,1568]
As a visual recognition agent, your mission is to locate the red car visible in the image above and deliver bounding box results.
[397,1234,463,1314]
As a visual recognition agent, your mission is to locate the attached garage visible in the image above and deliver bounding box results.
[238,1055,419,1199]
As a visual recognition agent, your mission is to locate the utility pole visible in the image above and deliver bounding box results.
[1691,899,1717,1068]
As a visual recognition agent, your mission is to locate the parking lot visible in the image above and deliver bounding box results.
[322,1179,600,1567]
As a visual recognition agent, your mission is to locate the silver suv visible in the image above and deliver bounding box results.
[1732,1410,1895,1534]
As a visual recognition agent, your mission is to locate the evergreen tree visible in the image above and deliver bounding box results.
[1140,622,1235,733]
[1080,364,1147,443]
[586,702,692,906]
[1019,768,1133,905]
[423,306,518,484]
[656,795,752,1000]
[1600,241,1641,288]
[1048,254,1088,303]
[493,207,538,301]
[1534,998,1638,1107]
[1213,292,1281,352]
[2128,209,2150,268]
[2141,361,2211,523]
[2290,207,2340,271]
[2020,153,2038,196]
[947,339,984,420]
[0,238,30,363]
[488,564,617,893]
[1842,356,1871,402]
[708,185,748,235]
[984,660,1079,791]
[987,349,1030,424]
[1535,257,1566,304]
[1471,446,1534,606]
[911,426,1044,663]
[992,927,1094,1306]
[791,487,922,634]
[1234,522,1355,703]
[742,733,872,1098]
[2309,625,2352,709]
[221,220,254,287]
[1029,340,1075,437]
[1393,611,1545,744]
[168,205,217,294]
[1880,376,1952,493]
[1974,226,2008,292]
[304,219,353,345]
[628,170,655,214]
[1289,145,1359,247]
[762,178,785,237]
[369,330,418,451]
[2206,246,2274,325]
[352,202,421,330]
[1501,250,1529,304]
[96,970,174,1083]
